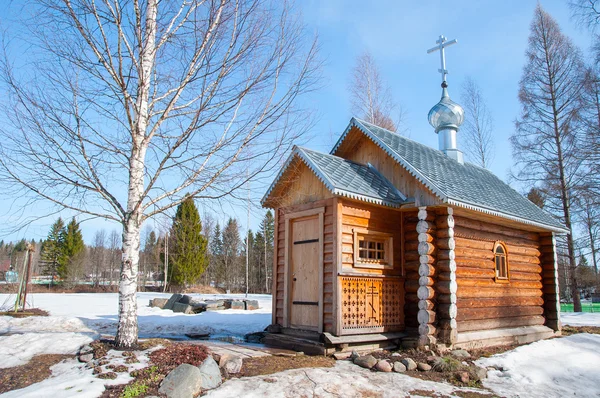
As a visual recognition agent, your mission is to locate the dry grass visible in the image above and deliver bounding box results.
[0,354,73,394]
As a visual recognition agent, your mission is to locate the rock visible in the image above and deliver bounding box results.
[245,332,265,343]
[219,354,243,374]
[178,295,193,305]
[375,359,392,372]
[353,355,378,369]
[191,303,207,313]
[198,356,222,390]
[266,324,282,333]
[150,298,169,309]
[185,333,210,340]
[78,353,94,363]
[172,302,194,314]
[450,349,471,359]
[164,294,183,310]
[159,364,202,398]
[231,300,245,310]
[401,358,417,371]
[205,300,225,309]
[474,366,488,380]
[391,352,401,357]
[79,344,93,355]
[333,352,352,360]
[417,363,432,372]
[393,362,407,373]
[350,350,360,360]
[222,300,232,309]
[456,371,470,384]
[426,356,437,364]
[206,306,226,311]
[245,300,260,310]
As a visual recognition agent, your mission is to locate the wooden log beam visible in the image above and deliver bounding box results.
[457,286,543,298]
[457,315,545,332]
[455,305,544,321]
[456,279,542,289]
[453,215,540,241]
[456,296,544,308]
[452,225,539,247]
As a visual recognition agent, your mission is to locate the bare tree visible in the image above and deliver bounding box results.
[91,229,107,287]
[460,77,494,168]
[0,1,318,347]
[570,0,600,32]
[511,5,586,311]
[349,51,401,132]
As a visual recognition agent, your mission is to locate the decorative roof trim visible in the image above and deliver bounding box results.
[261,146,402,208]
[331,118,448,201]
[446,198,569,234]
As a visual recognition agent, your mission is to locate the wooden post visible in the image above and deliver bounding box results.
[417,206,437,347]
[435,207,458,344]
[540,232,561,332]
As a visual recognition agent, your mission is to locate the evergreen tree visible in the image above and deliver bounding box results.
[222,218,241,291]
[169,198,208,287]
[40,218,66,283]
[211,223,224,287]
[260,210,275,293]
[60,218,85,279]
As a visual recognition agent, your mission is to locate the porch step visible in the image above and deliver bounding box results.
[262,333,329,356]
[322,331,407,345]
[280,327,322,342]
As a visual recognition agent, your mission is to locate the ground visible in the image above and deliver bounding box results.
[1,292,599,397]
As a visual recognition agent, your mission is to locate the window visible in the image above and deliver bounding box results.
[353,229,393,269]
[494,242,509,282]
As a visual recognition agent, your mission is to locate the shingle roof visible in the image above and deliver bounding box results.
[331,118,567,232]
[262,146,407,208]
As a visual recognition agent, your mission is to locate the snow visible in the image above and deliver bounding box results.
[206,360,490,398]
[561,312,600,327]
[476,334,600,398]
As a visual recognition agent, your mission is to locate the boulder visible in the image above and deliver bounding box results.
[79,344,93,355]
[266,324,282,333]
[417,362,432,372]
[353,355,377,369]
[245,300,260,310]
[191,302,207,313]
[219,354,243,374]
[178,295,193,305]
[230,300,245,310]
[198,356,222,390]
[350,350,360,361]
[159,364,202,398]
[391,352,401,357]
[474,366,488,380]
[332,352,352,360]
[245,332,265,343]
[78,353,93,363]
[150,298,169,309]
[450,349,471,359]
[172,302,194,314]
[205,300,225,309]
[456,371,470,384]
[401,358,417,371]
[164,294,183,311]
[375,359,392,372]
[393,362,407,373]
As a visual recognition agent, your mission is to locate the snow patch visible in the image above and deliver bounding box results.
[561,312,600,327]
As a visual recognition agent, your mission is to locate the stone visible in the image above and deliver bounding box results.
[456,371,470,384]
[350,350,360,360]
[231,300,245,310]
[245,300,260,310]
[450,349,471,359]
[185,333,210,340]
[191,303,207,313]
[205,300,225,309]
[79,344,93,355]
[178,295,193,305]
[79,353,93,363]
[159,364,202,398]
[353,355,377,369]
[401,358,417,371]
[198,356,222,390]
[266,324,282,333]
[164,294,183,311]
[375,359,393,372]
[393,362,407,373]
[391,352,401,357]
[172,302,194,314]
[245,332,265,343]
[150,298,169,309]
[417,363,432,372]
[333,352,352,360]
[219,354,243,374]
[474,366,488,380]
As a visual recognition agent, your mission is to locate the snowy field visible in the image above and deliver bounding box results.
[1,292,600,397]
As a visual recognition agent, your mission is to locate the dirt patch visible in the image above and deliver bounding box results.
[561,325,600,335]
[0,354,73,393]
[236,355,335,378]
[0,308,49,317]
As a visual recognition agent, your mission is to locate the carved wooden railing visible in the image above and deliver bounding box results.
[340,276,404,334]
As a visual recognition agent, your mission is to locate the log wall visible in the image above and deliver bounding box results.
[403,210,420,334]
[416,207,437,346]
[540,233,560,331]
[435,207,457,344]
[452,212,545,333]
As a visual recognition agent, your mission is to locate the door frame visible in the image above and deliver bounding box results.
[283,206,324,332]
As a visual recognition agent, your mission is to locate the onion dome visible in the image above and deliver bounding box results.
[427,87,464,133]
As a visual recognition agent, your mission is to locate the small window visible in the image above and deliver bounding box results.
[494,242,509,282]
[353,229,393,269]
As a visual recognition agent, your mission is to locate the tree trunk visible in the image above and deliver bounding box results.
[589,225,599,280]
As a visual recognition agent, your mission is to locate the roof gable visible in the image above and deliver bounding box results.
[332,118,567,232]
[262,146,407,208]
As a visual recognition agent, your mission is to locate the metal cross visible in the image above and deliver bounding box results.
[427,34,458,86]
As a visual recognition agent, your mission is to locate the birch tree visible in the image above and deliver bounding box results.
[511,5,586,311]
[460,77,494,168]
[0,0,318,348]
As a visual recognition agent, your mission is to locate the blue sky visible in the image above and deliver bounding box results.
[0,1,592,244]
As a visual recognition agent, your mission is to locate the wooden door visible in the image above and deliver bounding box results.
[289,215,320,331]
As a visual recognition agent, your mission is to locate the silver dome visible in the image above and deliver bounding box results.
[427,87,464,133]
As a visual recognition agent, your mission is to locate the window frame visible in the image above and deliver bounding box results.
[493,241,510,283]
[353,228,394,270]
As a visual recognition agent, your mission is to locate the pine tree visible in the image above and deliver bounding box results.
[222,218,241,291]
[211,223,224,288]
[260,210,275,293]
[169,198,208,287]
[60,218,85,280]
[40,218,66,283]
